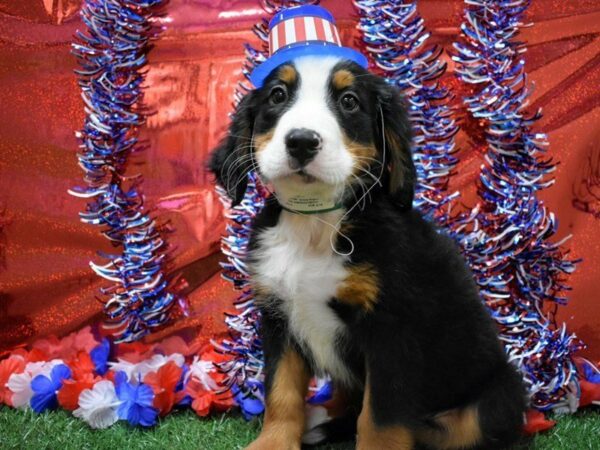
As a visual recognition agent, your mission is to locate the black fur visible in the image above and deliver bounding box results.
[210,61,527,449]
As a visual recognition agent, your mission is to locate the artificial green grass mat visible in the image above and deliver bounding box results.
[1,406,599,449]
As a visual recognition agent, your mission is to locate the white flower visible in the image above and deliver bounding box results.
[7,359,64,409]
[107,359,137,381]
[187,356,218,391]
[73,380,120,429]
[109,353,185,381]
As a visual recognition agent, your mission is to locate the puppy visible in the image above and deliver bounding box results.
[210,56,527,450]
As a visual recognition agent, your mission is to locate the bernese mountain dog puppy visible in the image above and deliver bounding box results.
[210,56,527,450]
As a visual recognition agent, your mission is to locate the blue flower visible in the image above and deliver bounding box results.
[114,371,158,427]
[308,380,332,405]
[232,382,264,420]
[90,338,110,375]
[175,364,189,392]
[582,360,600,384]
[30,364,72,413]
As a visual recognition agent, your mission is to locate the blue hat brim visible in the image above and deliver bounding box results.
[249,44,369,88]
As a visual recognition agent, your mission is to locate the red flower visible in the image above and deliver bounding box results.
[57,372,99,411]
[143,361,182,416]
[579,379,600,408]
[24,348,49,363]
[32,336,63,359]
[186,379,214,417]
[185,378,234,417]
[0,356,26,406]
[155,336,200,357]
[523,409,556,435]
[117,342,154,363]
[69,351,96,379]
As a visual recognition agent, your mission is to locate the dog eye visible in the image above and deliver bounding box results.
[340,93,359,111]
[269,86,287,105]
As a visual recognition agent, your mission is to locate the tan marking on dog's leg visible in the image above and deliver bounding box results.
[245,349,310,450]
[278,65,297,84]
[336,263,379,311]
[332,69,355,90]
[357,383,414,450]
[415,406,482,449]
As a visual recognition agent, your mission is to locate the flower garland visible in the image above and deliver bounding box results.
[69,0,182,343]
[451,0,586,411]
[0,327,233,428]
[0,328,596,431]
[354,0,459,220]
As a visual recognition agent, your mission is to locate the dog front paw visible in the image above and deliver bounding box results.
[245,432,301,450]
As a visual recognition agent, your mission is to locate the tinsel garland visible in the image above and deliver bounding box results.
[354,0,459,220]
[214,0,319,417]
[70,0,181,343]
[452,0,582,410]
[213,175,268,417]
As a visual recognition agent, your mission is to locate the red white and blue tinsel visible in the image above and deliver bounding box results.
[69,0,182,343]
[451,0,583,411]
[354,0,459,221]
[213,175,269,419]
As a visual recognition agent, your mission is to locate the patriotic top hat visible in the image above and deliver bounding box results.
[249,5,368,88]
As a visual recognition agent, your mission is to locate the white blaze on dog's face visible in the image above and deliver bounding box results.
[210,55,415,211]
[257,57,354,204]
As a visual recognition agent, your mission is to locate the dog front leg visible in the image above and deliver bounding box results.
[246,348,310,450]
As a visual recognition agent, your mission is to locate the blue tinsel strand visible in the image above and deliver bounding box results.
[70,0,181,343]
[354,0,459,220]
[452,0,581,410]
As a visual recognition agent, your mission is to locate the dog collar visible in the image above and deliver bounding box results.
[280,203,344,215]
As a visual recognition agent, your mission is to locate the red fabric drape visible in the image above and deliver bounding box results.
[0,0,598,357]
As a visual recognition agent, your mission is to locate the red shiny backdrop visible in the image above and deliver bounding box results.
[0,1,598,357]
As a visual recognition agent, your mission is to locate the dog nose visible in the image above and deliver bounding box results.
[285,128,321,168]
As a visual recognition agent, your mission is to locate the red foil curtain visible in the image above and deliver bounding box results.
[0,0,598,358]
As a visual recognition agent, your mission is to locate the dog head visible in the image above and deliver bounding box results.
[210,56,415,211]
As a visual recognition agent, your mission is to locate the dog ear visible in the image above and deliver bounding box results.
[209,91,256,206]
[375,83,416,211]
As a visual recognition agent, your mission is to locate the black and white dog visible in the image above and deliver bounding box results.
[210,56,526,450]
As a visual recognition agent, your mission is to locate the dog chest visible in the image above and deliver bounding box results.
[252,212,352,384]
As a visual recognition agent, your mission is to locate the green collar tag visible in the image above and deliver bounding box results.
[273,180,343,215]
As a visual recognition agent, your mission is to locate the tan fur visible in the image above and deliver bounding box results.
[336,263,379,311]
[254,130,274,155]
[343,135,378,185]
[245,350,310,450]
[415,406,482,450]
[344,135,377,160]
[332,69,355,90]
[357,382,414,450]
[384,127,408,194]
[278,65,297,84]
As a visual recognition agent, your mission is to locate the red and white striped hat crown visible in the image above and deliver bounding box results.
[250,5,368,88]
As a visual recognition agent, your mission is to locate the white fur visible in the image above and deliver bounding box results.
[257,56,354,188]
[251,210,353,385]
